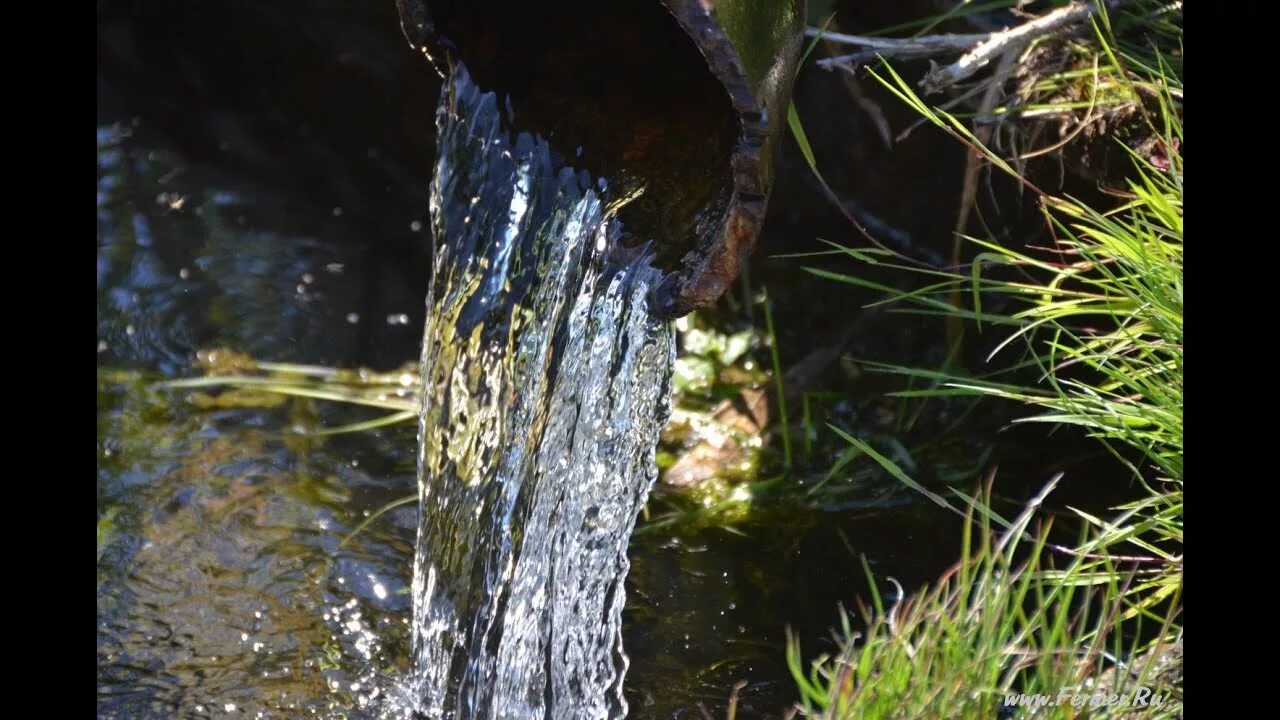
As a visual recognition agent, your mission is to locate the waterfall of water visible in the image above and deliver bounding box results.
[406,65,675,719]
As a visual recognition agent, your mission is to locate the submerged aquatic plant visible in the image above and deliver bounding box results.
[165,348,420,431]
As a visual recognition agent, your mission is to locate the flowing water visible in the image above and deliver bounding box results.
[407,67,675,719]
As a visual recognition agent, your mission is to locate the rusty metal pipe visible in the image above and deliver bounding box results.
[395,0,805,318]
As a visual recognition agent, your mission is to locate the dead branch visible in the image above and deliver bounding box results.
[811,29,988,67]
[925,2,1102,92]
[810,1,1117,94]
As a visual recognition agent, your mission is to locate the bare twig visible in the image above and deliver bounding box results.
[810,2,1117,94]
[925,2,1103,93]
[811,29,988,67]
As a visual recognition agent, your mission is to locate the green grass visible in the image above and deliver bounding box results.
[785,4,1182,717]
[787,482,1181,719]
[854,35,1181,575]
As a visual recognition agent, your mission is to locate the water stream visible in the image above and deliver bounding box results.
[408,66,676,719]
[96,6,1026,715]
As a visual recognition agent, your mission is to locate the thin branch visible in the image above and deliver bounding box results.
[810,28,988,67]
[810,2,1118,94]
[925,2,1104,93]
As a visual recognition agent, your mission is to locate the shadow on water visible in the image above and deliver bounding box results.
[97,1,1138,717]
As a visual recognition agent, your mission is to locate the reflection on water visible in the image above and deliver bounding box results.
[95,121,431,376]
[95,113,431,717]
[96,369,419,717]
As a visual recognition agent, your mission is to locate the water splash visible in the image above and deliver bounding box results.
[408,66,675,719]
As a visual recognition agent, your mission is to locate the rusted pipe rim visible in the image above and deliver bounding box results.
[653,0,804,317]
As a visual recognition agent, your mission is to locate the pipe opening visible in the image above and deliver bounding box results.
[410,0,740,274]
